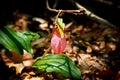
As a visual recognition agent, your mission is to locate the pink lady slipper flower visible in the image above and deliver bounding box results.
[51,28,66,54]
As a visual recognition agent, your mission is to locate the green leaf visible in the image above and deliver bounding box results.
[15,31,40,54]
[32,54,81,79]
[0,26,40,55]
[0,28,23,54]
[21,31,40,41]
[57,18,65,38]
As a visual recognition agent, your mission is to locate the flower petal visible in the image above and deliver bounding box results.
[51,34,66,54]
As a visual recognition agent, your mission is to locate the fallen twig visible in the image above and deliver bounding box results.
[46,0,85,15]
[46,0,117,29]
[75,2,117,28]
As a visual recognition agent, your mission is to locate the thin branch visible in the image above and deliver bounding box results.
[54,10,62,28]
[46,0,85,15]
[46,0,117,29]
[75,2,117,28]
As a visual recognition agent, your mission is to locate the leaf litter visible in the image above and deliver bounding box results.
[1,11,120,80]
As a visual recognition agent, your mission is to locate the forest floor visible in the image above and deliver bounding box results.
[0,1,120,80]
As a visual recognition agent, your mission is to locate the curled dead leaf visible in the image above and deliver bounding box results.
[86,46,92,53]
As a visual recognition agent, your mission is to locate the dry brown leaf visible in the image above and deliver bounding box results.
[78,54,105,72]
[86,46,92,53]
[24,76,45,80]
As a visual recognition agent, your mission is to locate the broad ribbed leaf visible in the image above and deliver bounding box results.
[0,29,22,54]
[32,54,81,79]
[21,31,40,41]
[0,26,40,55]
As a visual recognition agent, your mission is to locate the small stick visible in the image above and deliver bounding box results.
[46,0,85,15]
